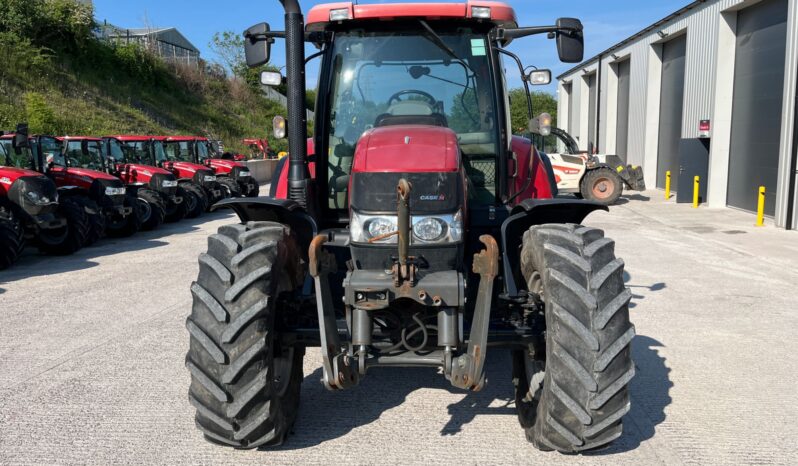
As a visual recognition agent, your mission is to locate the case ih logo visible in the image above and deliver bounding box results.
[419,194,445,201]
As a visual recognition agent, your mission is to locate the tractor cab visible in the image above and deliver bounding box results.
[189,137,259,197]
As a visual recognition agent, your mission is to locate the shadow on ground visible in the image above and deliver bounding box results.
[623,271,666,309]
[277,336,672,455]
[0,211,232,284]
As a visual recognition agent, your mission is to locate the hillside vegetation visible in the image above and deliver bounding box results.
[0,0,287,153]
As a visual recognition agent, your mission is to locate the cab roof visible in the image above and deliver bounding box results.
[156,136,208,142]
[106,135,155,142]
[58,136,102,142]
[306,1,517,32]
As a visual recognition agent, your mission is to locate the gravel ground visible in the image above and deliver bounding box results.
[1,190,797,465]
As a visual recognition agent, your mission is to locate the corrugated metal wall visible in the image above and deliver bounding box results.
[556,0,798,228]
[559,0,742,160]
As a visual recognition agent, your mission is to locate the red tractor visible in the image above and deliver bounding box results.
[102,136,186,229]
[0,125,88,268]
[170,136,260,198]
[115,135,220,218]
[194,138,260,197]
[243,137,275,159]
[185,1,634,453]
[34,136,140,243]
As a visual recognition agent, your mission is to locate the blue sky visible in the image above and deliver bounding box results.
[94,0,687,93]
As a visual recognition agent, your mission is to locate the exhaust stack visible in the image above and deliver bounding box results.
[279,0,311,208]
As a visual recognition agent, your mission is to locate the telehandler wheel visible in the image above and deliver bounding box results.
[218,177,242,198]
[0,211,25,270]
[136,188,165,231]
[74,196,106,246]
[37,197,89,255]
[106,195,141,238]
[516,224,635,453]
[181,182,207,219]
[580,168,623,205]
[186,221,305,449]
[165,186,189,223]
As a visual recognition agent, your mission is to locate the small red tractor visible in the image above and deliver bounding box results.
[243,138,275,159]
[102,136,187,229]
[160,136,246,201]
[185,1,634,453]
[0,125,88,268]
[36,136,140,242]
[172,136,260,198]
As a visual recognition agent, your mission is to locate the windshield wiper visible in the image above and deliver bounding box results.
[418,20,474,75]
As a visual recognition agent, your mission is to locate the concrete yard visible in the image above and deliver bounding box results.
[1,191,797,465]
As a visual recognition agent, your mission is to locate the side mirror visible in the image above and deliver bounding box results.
[527,69,552,86]
[12,123,29,149]
[273,115,287,139]
[244,23,272,68]
[260,71,283,87]
[529,113,552,136]
[555,18,584,64]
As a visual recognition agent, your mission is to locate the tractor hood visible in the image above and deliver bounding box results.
[163,161,213,177]
[61,167,119,182]
[0,166,43,193]
[352,126,460,174]
[120,163,173,177]
[206,159,246,174]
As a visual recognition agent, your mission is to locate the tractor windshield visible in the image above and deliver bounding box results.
[106,138,128,163]
[1,139,32,168]
[122,141,153,164]
[64,140,104,170]
[326,28,499,208]
[38,137,64,167]
[196,140,210,162]
[164,141,194,163]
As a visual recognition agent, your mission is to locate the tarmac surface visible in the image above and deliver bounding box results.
[1,190,797,465]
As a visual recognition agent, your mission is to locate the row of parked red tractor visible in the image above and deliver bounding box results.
[0,124,260,270]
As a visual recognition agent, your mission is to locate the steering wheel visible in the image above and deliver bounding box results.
[388,90,438,107]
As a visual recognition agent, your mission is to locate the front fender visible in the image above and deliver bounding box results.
[212,197,317,250]
[500,199,608,299]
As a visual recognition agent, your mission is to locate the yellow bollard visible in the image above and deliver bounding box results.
[665,171,671,199]
[692,176,700,208]
[756,186,766,227]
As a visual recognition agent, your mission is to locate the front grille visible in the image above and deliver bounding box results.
[150,173,178,196]
[350,172,462,214]
[91,179,125,207]
[7,175,59,216]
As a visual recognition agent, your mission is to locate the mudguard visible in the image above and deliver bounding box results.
[212,197,317,250]
[500,199,608,299]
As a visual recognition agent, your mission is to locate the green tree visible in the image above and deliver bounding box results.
[508,88,558,134]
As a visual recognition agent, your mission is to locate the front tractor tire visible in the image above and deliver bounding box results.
[515,224,635,453]
[73,196,106,246]
[580,168,623,205]
[136,188,166,231]
[186,221,305,449]
[37,197,90,255]
[165,186,189,223]
[0,211,25,270]
[107,194,141,238]
[180,182,207,219]
[218,177,242,198]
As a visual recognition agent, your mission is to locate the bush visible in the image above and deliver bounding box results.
[24,92,59,134]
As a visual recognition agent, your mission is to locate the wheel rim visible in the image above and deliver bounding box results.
[592,177,614,200]
[137,198,152,222]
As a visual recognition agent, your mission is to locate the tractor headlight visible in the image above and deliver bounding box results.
[104,186,127,196]
[413,217,446,242]
[25,191,56,205]
[203,175,217,182]
[238,170,251,178]
[350,210,463,244]
[162,180,178,188]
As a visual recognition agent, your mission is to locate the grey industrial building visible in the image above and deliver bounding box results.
[557,0,798,229]
[98,24,201,67]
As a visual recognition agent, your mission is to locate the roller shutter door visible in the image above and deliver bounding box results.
[656,34,687,190]
[727,0,788,215]
[616,59,631,162]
